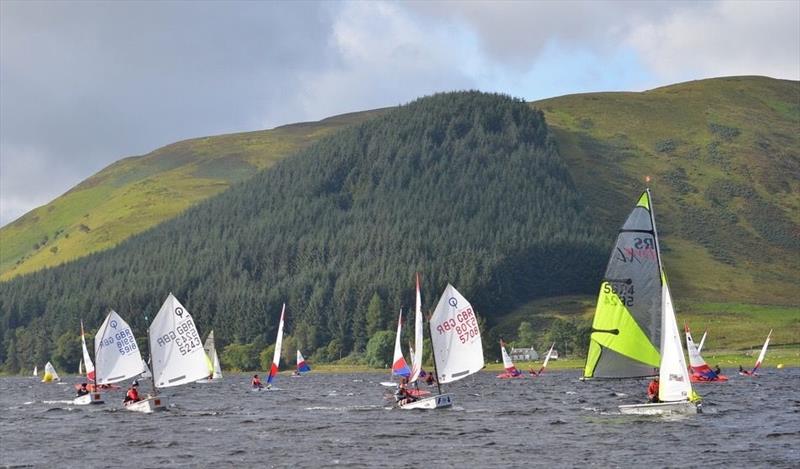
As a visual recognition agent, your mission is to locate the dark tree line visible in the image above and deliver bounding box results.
[0,91,607,372]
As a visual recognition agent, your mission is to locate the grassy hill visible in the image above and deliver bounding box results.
[0,110,385,280]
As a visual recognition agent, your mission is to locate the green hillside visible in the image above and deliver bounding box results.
[0,110,385,280]
[539,76,799,304]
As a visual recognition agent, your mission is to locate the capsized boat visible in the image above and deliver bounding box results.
[142,293,210,412]
[686,325,728,382]
[497,340,523,378]
[531,342,556,376]
[41,362,60,383]
[740,330,772,376]
[196,330,223,383]
[400,284,484,410]
[612,189,700,415]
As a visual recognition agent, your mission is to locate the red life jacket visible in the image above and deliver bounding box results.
[647,380,659,396]
[127,388,139,401]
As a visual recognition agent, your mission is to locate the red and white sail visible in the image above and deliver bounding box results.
[267,304,285,385]
[498,340,521,377]
[392,309,411,377]
[80,320,96,382]
[685,324,716,379]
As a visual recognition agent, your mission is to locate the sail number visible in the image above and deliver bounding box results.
[435,308,480,344]
[98,327,138,355]
[603,282,635,306]
[155,318,202,355]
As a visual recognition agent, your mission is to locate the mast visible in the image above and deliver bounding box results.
[145,313,157,396]
[426,311,443,396]
[646,187,665,280]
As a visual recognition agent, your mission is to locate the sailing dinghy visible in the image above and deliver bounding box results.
[686,325,728,382]
[41,362,60,383]
[531,342,556,376]
[257,304,285,391]
[197,330,223,383]
[740,330,772,376]
[32,365,38,377]
[139,293,209,412]
[609,189,699,415]
[380,309,411,387]
[401,274,431,398]
[94,310,147,408]
[497,340,523,378]
[73,320,104,405]
[294,350,311,376]
[400,284,484,410]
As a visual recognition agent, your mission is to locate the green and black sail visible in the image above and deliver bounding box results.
[583,190,661,379]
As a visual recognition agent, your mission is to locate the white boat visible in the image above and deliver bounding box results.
[70,320,104,406]
[265,304,286,388]
[400,283,483,410]
[497,340,523,378]
[740,330,772,376]
[41,362,60,382]
[196,330,223,383]
[144,293,210,412]
[686,324,728,382]
[123,396,168,413]
[94,310,156,411]
[609,189,699,415]
[32,365,38,377]
[295,350,311,375]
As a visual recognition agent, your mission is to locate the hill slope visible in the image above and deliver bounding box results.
[0,110,384,279]
[0,92,606,371]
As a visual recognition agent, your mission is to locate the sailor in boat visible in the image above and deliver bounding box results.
[714,365,722,375]
[647,377,660,403]
[394,381,418,407]
[251,374,264,389]
[123,381,141,405]
[423,372,436,386]
[529,368,540,377]
[75,383,89,397]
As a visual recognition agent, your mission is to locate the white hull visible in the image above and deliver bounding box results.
[380,381,397,387]
[73,393,104,405]
[124,396,168,413]
[619,401,699,415]
[399,393,453,410]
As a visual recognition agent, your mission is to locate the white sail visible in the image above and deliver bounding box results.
[753,330,772,372]
[697,330,707,353]
[542,342,556,369]
[140,359,152,379]
[94,310,145,384]
[80,320,96,381]
[658,283,692,402]
[267,304,285,384]
[42,361,60,382]
[78,359,84,376]
[202,330,222,379]
[391,309,411,377]
[429,284,484,384]
[501,341,515,370]
[33,365,38,377]
[212,350,222,379]
[150,294,209,388]
[409,274,424,383]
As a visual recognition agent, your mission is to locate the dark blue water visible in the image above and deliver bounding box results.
[2,369,798,467]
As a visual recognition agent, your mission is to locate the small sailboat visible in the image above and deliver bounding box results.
[41,362,60,383]
[138,293,209,412]
[697,329,708,353]
[740,330,772,376]
[261,303,285,390]
[686,324,728,382]
[32,365,38,377]
[497,340,523,378]
[400,284,484,410]
[295,350,311,375]
[197,330,223,383]
[94,310,146,407]
[531,342,556,376]
[402,274,431,398]
[74,320,104,405]
[380,309,411,387]
[611,189,699,415]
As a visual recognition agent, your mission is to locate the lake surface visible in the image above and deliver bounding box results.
[2,368,798,467]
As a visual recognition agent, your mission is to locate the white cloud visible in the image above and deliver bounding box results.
[627,0,800,81]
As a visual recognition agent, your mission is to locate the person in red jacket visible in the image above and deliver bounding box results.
[647,377,660,403]
[124,381,141,405]
[251,374,263,389]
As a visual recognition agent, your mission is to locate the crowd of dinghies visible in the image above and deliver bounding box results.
[34,189,775,415]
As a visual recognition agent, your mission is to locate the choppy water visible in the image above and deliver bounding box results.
[2,369,798,468]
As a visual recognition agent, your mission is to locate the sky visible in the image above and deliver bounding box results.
[1,0,798,226]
